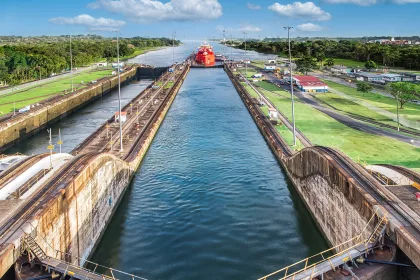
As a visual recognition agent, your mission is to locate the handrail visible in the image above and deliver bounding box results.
[0,152,25,159]
[23,208,148,280]
[258,209,388,280]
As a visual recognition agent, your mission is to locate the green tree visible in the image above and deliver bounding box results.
[316,52,326,68]
[356,81,373,96]
[365,60,377,72]
[389,82,416,109]
[326,58,334,67]
[295,56,317,74]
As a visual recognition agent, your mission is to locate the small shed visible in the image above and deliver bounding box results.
[264,63,277,71]
[268,108,278,119]
[114,111,127,123]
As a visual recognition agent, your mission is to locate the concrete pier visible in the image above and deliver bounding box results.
[224,64,420,278]
[0,64,190,278]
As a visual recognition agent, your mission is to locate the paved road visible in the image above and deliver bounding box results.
[0,66,92,96]
[259,69,420,147]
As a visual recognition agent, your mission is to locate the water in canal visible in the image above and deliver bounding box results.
[5,80,152,155]
[6,41,328,279]
[90,68,328,279]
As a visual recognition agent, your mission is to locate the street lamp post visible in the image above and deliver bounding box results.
[284,26,296,146]
[172,32,176,65]
[243,32,247,78]
[70,34,74,92]
[114,30,123,151]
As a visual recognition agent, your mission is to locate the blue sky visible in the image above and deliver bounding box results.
[1,0,419,39]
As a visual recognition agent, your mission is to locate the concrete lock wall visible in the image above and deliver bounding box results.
[0,66,191,273]
[285,149,377,246]
[30,154,133,265]
[0,68,137,152]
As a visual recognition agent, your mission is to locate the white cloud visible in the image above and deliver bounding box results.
[297,23,323,31]
[49,14,125,31]
[88,0,223,22]
[239,24,262,32]
[322,0,420,5]
[322,0,377,5]
[217,24,262,33]
[268,2,331,21]
[247,3,262,9]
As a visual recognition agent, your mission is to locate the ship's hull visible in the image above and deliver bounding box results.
[196,53,215,66]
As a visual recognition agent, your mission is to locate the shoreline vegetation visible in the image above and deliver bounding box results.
[227,39,420,71]
[0,35,180,88]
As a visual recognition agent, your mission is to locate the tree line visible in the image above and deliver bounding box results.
[231,40,420,70]
[0,36,179,86]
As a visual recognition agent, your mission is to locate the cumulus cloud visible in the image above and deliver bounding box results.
[322,0,420,5]
[238,24,262,32]
[217,24,262,33]
[268,2,331,21]
[297,23,323,31]
[247,2,262,9]
[322,0,377,5]
[87,0,223,22]
[49,14,125,31]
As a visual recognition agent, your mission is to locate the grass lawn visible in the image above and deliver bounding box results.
[254,81,420,169]
[251,61,265,69]
[315,93,394,122]
[327,58,368,68]
[242,81,302,149]
[0,68,114,115]
[325,81,420,123]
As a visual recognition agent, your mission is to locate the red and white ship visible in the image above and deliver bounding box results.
[195,43,216,66]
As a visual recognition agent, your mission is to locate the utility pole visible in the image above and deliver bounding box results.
[144,36,149,66]
[284,26,296,146]
[114,30,123,151]
[243,32,248,77]
[47,129,53,169]
[172,32,176,65]
[57,128,63,153]
[396,92,400,131]
[70,34,74,92]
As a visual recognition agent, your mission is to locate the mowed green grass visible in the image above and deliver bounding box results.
[327,58,367,68]
[255,81,420,168]
[242,81,302,149]
[325,81,420,122]
[0,69,114,115]
[315,93,394,122]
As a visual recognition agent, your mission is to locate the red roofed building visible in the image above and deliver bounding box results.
[293,75,328,93]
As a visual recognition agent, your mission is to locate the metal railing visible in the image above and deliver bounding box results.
[8,168,51,199]
[0,152,25,159]
[23,214,148,280]
[258,209,388,280]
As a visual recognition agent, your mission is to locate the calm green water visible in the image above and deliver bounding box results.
[90,68,328,279]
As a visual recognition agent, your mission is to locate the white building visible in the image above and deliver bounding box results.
[381,74,403,82]
[330,65,351,74]
[264,63,277,71]
[355,72,383,82]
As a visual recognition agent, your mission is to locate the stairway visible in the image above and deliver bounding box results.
[23,235,47,261]
[366,215,388,245]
